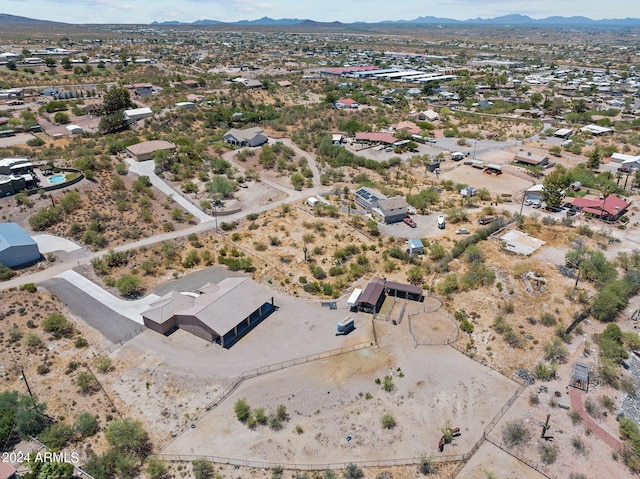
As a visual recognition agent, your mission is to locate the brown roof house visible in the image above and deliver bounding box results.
[125,140,177,161]
[142,277,275,348]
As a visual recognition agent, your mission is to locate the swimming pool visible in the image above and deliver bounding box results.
[49,174,65,184]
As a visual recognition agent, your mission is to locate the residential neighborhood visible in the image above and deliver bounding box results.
[1,10,640,479]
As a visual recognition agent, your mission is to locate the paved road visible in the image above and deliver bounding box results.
[0,140,328,294]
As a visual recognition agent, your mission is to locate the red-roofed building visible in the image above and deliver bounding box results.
[395,120,421,135]
[335,98,359,109]
[571,194,631,221]
[0,462,17,479]
[355,132,397,145]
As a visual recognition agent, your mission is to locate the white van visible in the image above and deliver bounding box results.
[437,214,446,229]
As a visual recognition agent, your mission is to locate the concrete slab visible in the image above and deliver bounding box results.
[499,229,546,255]
[32,234,82,253]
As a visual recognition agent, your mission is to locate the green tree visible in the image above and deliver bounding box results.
[44,57,56,68]
[192,460,214,479]
[37,461,73,479]
[74,412,99,437]
[115,274,141,297]
[105,418,150,456]
[542,165,570,208]
[206,175,235,199]
[61,57,72,70]
[586,146,602,170]
[103,86,133,114]
[53,112,70,124]
[145,457,166,479]
[0,391,47,443]
[99,111,126,134]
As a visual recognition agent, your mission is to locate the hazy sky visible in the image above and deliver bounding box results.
[2,0,633,24]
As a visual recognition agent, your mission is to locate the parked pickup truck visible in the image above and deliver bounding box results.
[403,217,417,228]
[477,216,496,225]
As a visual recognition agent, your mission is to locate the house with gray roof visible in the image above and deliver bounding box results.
[223,126,268,147]
[0,222,41,268]
[142,277,275,348]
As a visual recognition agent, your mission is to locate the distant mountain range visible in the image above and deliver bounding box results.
[1,12,640,28]
[152,14,640,27]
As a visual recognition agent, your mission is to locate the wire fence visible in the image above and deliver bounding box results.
[156,452,466,471]
[103,326,146,354]
[406,298,459,348]
[158,339,377,451]
[484,437,553,479]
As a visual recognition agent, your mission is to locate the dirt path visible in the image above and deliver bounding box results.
[569,387,623,452]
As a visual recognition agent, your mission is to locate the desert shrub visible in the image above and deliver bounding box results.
[540,312,557,326]
[544,337,568,362]
[572,436,587,455]
[42,313,73,338]
[529,392,540,405]
[192,460,214,479]
[39,422,74,449]
[95,356,113,373]
[539,443,559,464]
[382,375,394,392]
[502,419,531,448]
[381,413,397,429]
[234,398,251,423]
[343,464,364,479]
[75,371,98,395]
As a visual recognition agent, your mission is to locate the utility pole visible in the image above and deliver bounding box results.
[20,367,33,398]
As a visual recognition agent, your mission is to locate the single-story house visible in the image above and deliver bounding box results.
[125,140,177,162]
[124,83,154,97]
[186,94,205,103]
[0,222,41,268]
[571,194,631,221]
[335,98,359,109]
[514,151,549,167]
[394,120,421,135]
[355,186,386,211]
[410,109,439,122]
[372,196,409,224]
[277,80,292,87]
[553,128,573,139]
[171,79,200,88]
[124,107,153,124]
[223,126,268,147]
[407,238,424,255]
[244,79,263,89]
[142,277,275,348]
[66,124,83,135]
[354,132,397,145]
[580,124,614,136]
[176,101,196,110]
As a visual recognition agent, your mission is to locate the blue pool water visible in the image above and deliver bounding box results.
[49,174,65,184]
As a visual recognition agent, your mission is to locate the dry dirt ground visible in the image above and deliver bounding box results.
[156,318,519,467]
[0,288,123,463]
